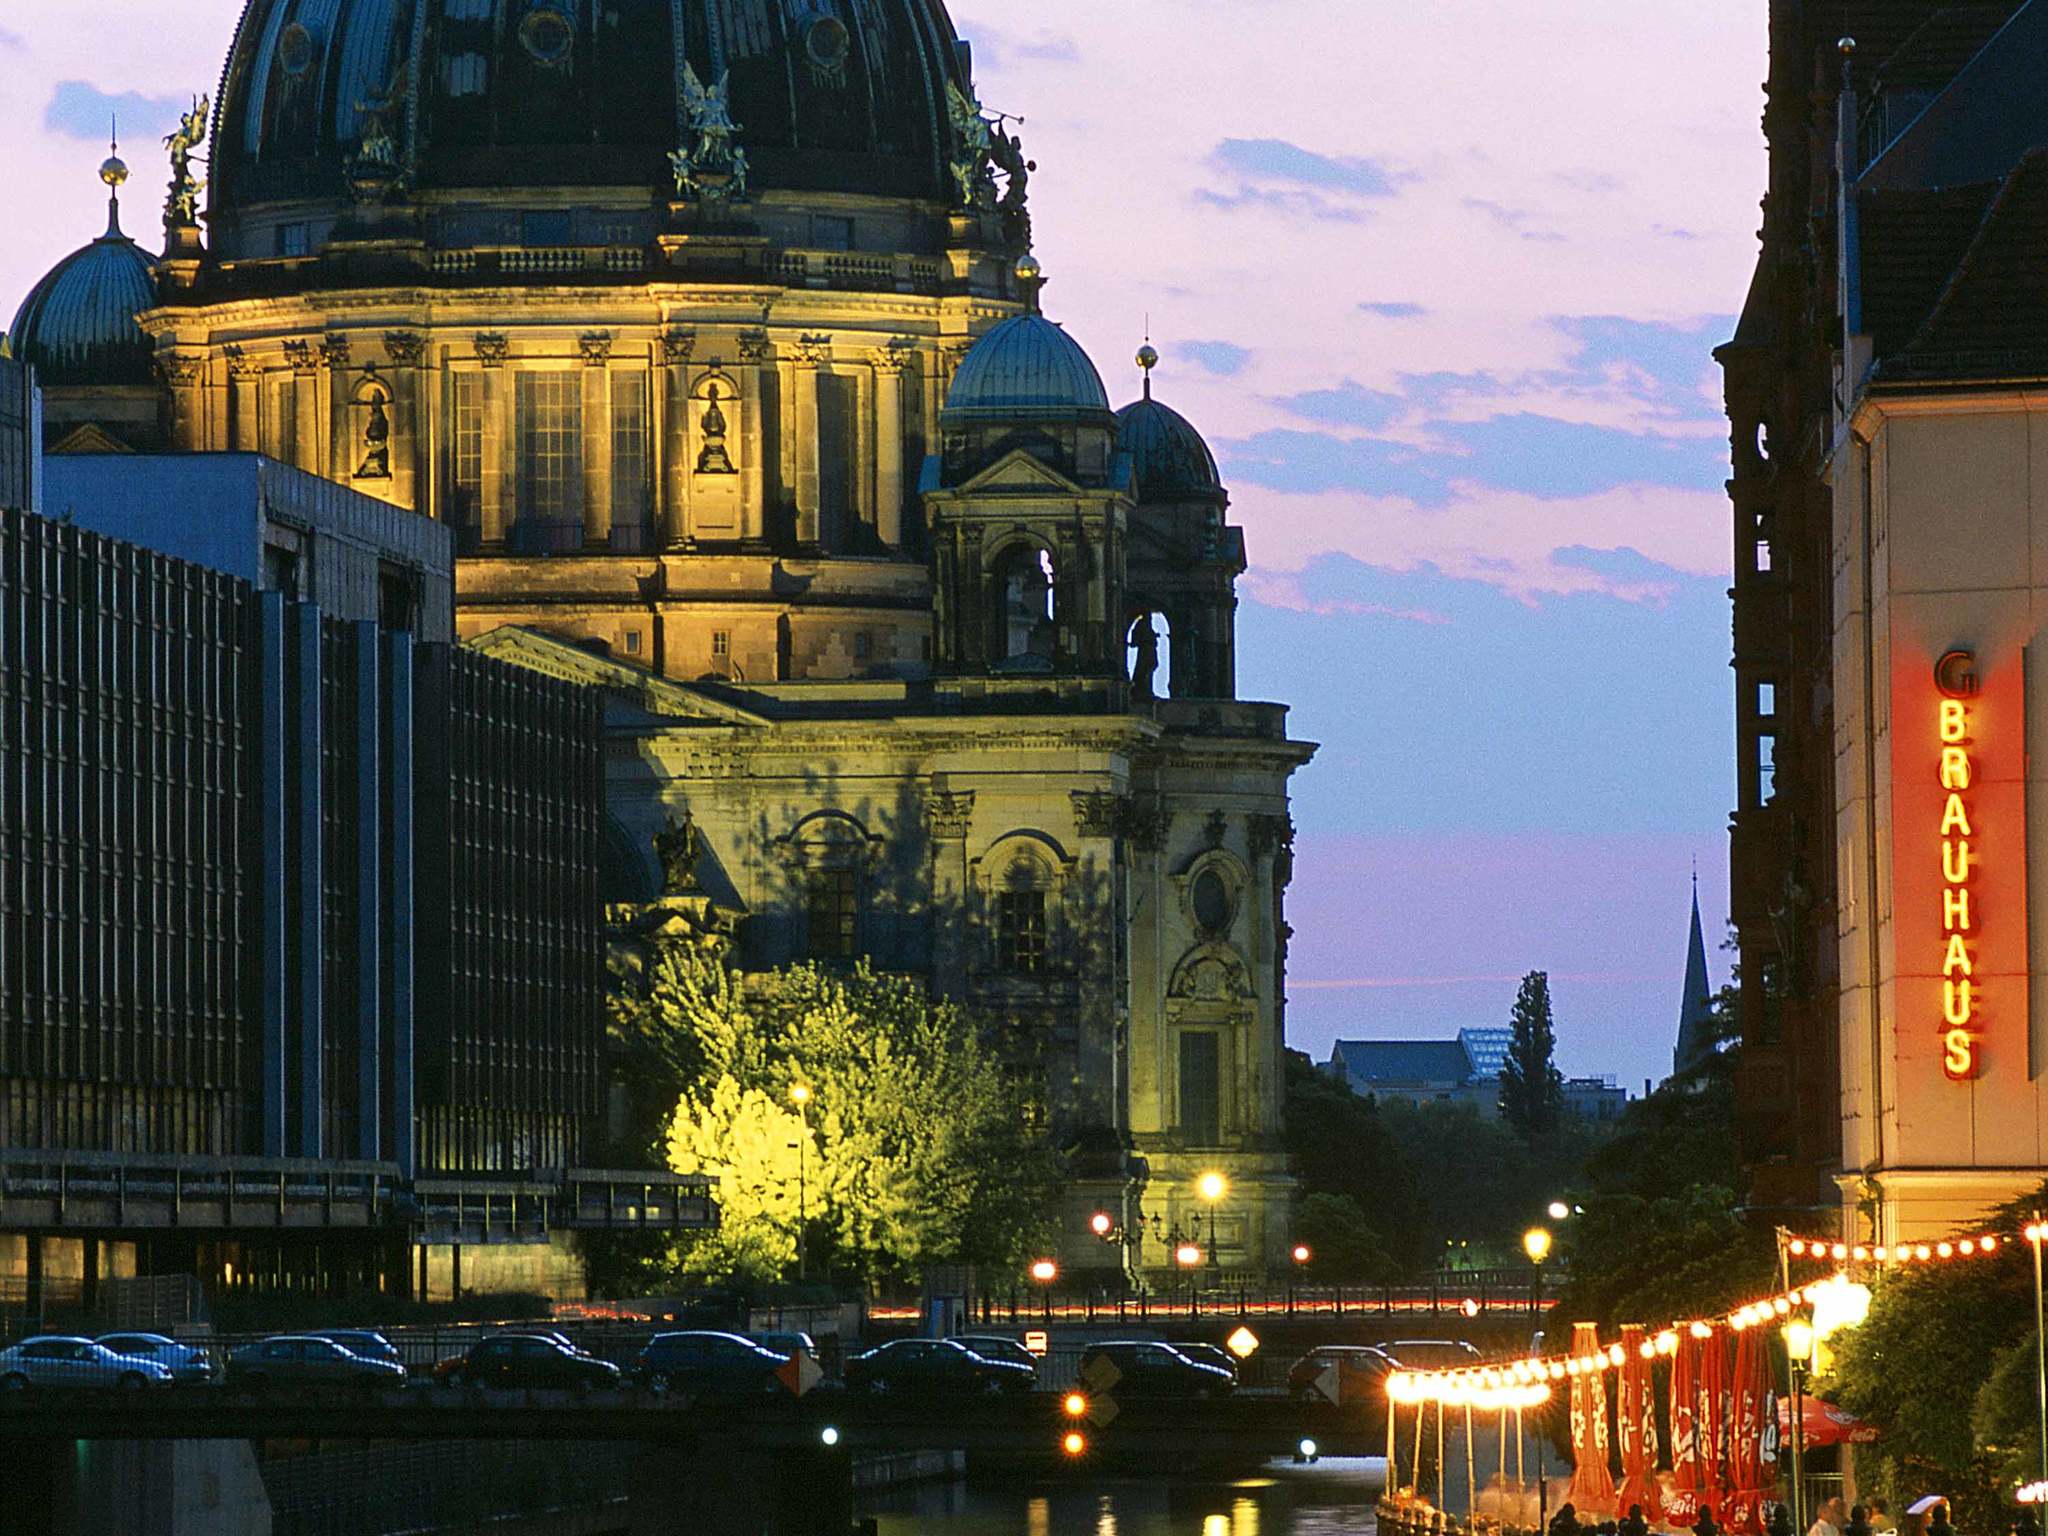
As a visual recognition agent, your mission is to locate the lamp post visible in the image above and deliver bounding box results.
[2028,1218,2048,1492]
[1785,1317,1815,1536]
[1198,1171,1227,1275]
[789,1083,812,1283]
[1523,1226,1553,1317]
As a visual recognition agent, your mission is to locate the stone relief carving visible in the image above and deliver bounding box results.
[927,790,976,840]
[579,331,614,367]
[661,330,697,365]
[284,338,317,375]
[320,334,353,370]
[654,813,704,895]
[383,331,427,367]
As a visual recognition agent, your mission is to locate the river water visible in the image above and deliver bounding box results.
[858,1457,1386,1536]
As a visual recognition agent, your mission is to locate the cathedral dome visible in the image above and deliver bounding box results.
[1116,395,1221,499]
[942,315,1112,425]
[8,187,158,388]
[212,0,973,216]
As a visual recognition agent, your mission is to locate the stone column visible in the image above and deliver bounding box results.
[739,362,766,545]
[159,352,206,452]
[853,363,876,550]
[227,351,262,452]
[384,331,427,516]
[476,334,510,546]
[580,332,614,549]
[872,340,910,550]
[926,788,976,988]
[286,340,320,472]
[322,334,354,482]
[661,330,694,549]
[793,334,827,548]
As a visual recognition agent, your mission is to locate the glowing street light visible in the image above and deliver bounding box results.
[1784,1318,1816,1536]
[1090,1211,1114,1238]
[1175,1242,1204,1268]
[1063,1392,1088,1419]
[1197,1172,1227,1271]
[1292,1244,1312,1265]
[1030,1258,1058,1284]
[1062,1431,1088,1458]
[1547,1201,1571,1222]
[1523,1228,1553,1265]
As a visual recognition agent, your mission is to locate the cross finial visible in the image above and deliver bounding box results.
[1136,319,1158,401]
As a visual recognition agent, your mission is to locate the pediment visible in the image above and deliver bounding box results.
[48,423,134,456]
[958,448,1085,496]
[464,626,768,725]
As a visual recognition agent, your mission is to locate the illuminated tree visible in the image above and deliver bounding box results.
[1498,970,1565,1137]
[618,945,1062,1289]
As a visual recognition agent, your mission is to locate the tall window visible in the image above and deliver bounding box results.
[806,869,859,960]
[516,371,583,526]
[995,890,1047,975]
[453,373,485,529]
[1179,1032,1221,1147]
[611,372,650,539]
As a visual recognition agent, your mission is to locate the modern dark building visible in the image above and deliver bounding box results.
[1,397,698,1308]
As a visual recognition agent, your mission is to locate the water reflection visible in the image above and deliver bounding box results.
[860,1459,1382,1536]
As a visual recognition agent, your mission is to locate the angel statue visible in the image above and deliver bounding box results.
[670,63,748,203]
[163,95,209,226]
[945,80,993,207]
[346,64,410,202]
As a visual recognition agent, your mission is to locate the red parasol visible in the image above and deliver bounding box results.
[1616,1324,1664,1523]
[1697,1325,1731,1523]
[1723,1323,1779,1535]
[1664,1328,1705,1527]
[1567,1321,1617,1518]
[1778,1396,1879,1448]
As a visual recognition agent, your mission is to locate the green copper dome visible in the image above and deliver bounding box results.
[942,315,1112,425]
[9,191,158,389]
[1116,394,1221,499]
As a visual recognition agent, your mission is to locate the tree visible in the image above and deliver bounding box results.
[1283,1050,1429,1272]
[614,945,1064,1290]
[1293,1193,1398,1283]
[1499,970,1565,1137]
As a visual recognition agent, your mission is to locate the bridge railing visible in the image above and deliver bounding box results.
[929,1275,1548,1327]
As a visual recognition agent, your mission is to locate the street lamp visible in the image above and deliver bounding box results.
[1198,1171,1227,1272]
[789,1083,812,1283]
[1785,1318,1816,1536]
[1523,1227,1552,1318]
[1547,1201,1571,1222]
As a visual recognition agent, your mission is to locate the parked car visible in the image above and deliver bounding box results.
[447,1334,621,1391]
[307,1330,401,1367]
[638,1331,789,1393]
[745,1330,816,1361]
[1076,1341,1235,1399]
[1382,1339,1483,1371]
[226,1335,405,1390]
[95,1332,215,1384]
[1173,1343,1241,1381]
[1287,1344,1395,1404]
[0,1336,174,1390]
[844,1338,1035,1396]
[950,1334,1040,1373]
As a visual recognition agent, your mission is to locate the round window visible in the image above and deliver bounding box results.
[1192,870,1232,933]
[519,7,576,65]
[806,15,851,70]
[278,22,317,77]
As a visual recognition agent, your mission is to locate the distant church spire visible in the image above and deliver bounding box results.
[1673,869,1715,1077]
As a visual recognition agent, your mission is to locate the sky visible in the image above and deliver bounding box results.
[0,1,1768,1094]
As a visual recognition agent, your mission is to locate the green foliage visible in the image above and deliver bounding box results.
[1500,971,1565,1137]
[1825,1183,2048,1529]
[1293,1192,1401,1283]
[614,946,1064,1291]
[1283,1050,1429,1271]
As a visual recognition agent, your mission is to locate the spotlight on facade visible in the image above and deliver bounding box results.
[1197,1171,1227,1202]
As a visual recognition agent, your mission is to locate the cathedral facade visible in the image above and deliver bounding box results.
[8,0,1314,1274]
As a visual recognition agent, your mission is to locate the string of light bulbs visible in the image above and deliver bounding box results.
[1784,1230,2005,1265]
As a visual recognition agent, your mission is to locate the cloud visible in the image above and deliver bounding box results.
[963,25,1081,70]
[1359,301,1428,318]
[1179,340,1250,377]
[1196,138,1408,223]
[44,81,184,141]
[0,25,24,50]
[1268,380,1405,430]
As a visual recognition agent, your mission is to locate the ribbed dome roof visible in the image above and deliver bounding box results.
[9,194,158,388]
[1117,394,1221,498]
[942,315,1112,424]
[213,0,973,215]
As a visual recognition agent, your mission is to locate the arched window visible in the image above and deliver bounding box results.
[988,544,1056,669]
[1127,608,1173,698]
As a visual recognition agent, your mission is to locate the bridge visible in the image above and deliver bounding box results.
[0,1385,1379,1536]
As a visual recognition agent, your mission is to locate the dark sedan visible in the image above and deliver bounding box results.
[227,1335,406,1390]
[950,1334,1040,1374]
[844,1338,1035,1396]
[448,1334,621,1391]
[1078,1341,1235,1399]
[1287,1344,1394,1404]
[637,1331,788,1393]
[307,1329,402,1368]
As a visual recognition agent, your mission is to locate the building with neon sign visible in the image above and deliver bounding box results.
[1725,1,2048,1241]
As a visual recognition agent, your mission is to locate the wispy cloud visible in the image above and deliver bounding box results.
[1180,339,1251,376]
[0,25,25,50]
[1196,138,1409,222]
[1359,301,1428,318]
[44,81,184,141]
[964,25,1081,70]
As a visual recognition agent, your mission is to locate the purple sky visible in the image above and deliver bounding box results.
[0,3,1768,1092]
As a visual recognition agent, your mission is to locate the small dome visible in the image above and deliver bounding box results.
[943,315,1112,425]
[1117,395,1221,498]
[9,193,158,388]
